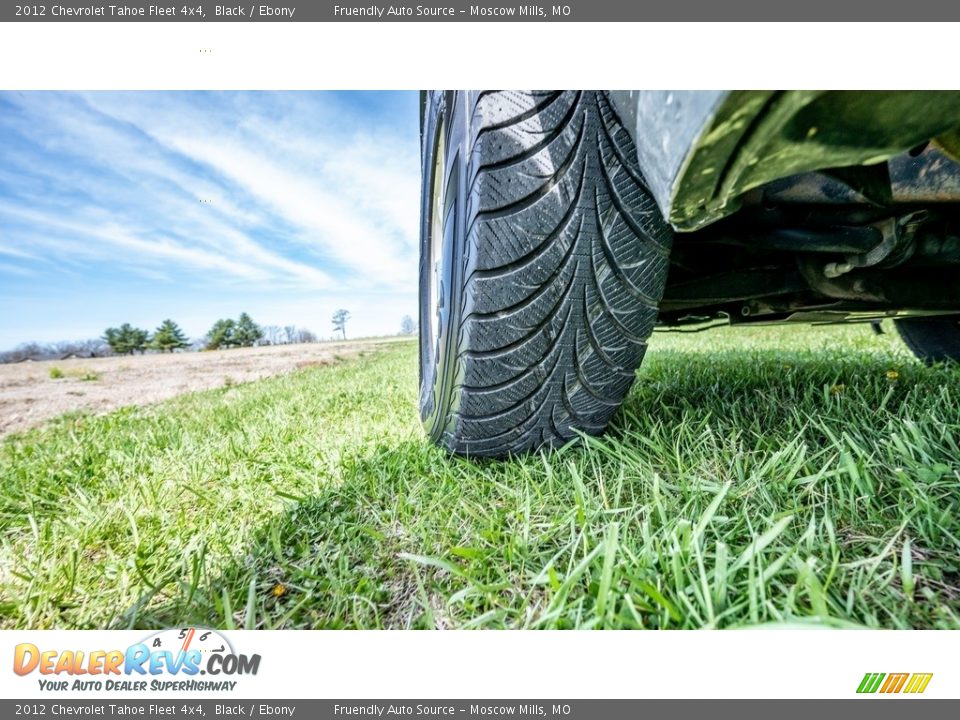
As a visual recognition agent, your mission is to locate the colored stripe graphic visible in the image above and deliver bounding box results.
[903,673,933,694]
[857,673,885,693]
[857,672,932,694]
[880,673,909,693]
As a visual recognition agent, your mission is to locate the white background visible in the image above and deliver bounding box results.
[0,23,959,90]
[4,629,956,698]
[0,19,958,701]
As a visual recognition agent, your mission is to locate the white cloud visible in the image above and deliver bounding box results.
[165,135,416,289]
[0,91,422,347]
[77,91,421,291]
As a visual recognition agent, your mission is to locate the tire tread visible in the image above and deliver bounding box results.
[432,90,672,457]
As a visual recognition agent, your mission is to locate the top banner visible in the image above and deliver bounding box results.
[5,0,960,21]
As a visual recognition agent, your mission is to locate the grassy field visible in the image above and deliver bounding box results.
[1,324,959,630]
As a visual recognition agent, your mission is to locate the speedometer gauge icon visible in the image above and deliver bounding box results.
[142,627,234,658]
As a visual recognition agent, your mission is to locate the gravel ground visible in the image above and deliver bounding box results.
[0,337,411,436]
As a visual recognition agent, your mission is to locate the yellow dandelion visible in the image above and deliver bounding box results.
[271,583,287,598]
[830,384,845,395]
[886,370,900,381]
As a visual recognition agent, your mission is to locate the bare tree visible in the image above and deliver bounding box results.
[0,342,46,364]
[78,338,110,356]
[261,325,283,346]
[234,324,320,346]
[0,338,114,364]
[295,328,317,343]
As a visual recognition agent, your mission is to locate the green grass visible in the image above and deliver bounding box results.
[47,366,99,381]
[1,325,959,630]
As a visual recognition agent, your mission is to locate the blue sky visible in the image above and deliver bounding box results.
[0,91,420,349]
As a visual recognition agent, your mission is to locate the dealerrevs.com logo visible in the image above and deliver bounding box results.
[13,628,261,693]
[857,673,933,695]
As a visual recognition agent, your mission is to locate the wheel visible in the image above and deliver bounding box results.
[418,91,672,458]
[895,316,960,364]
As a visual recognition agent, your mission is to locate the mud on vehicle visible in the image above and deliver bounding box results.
[419,91,960,457]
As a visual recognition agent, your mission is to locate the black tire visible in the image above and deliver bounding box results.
[895,316,960,364]
[419,91,672,458]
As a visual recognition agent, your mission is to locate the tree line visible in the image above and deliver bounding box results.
[99,313,269,354]
[102,320,188,354]
[1,309,418,363]
[2,313,301,362]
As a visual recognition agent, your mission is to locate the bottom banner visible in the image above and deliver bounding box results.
[2,700,958,719]
[4,631,958,700]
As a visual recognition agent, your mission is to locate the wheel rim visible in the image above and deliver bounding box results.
[427,117,446,361]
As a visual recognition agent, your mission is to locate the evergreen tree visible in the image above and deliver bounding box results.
[128,326,149,354]
[102,327,122,354]
[400,315,416,335]
[151,319,189,353]
[234,312,264,347]
[205,318,237,350]
[102,323,150,355]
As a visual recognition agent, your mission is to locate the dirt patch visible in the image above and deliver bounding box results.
[294,358,335,370]
[0,337,411,437]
